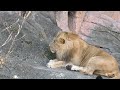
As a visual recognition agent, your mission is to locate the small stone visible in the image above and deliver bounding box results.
[13,75,19,79]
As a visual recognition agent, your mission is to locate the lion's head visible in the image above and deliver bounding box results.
[49,31,82,61]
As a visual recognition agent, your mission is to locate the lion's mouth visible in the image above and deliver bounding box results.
[49,45,56,53]
[51,50,55,53]
[50,48,56,53]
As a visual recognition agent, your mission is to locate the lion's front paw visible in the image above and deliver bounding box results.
[46,60,57,68]
[66,64,80,71]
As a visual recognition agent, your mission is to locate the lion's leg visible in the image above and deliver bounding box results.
[79,67,95,75]
[65,63,81,71]
[66,64,95,75]
[47,59,66,68]
[85,56,118,77]
[83,56,107,76]
[65,63,94,75]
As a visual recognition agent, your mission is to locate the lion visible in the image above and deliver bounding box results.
[47,31,120,79]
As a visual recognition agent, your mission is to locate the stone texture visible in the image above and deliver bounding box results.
[0,11,120,79]
[79,11,120,65]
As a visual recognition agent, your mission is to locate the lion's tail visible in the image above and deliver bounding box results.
[111,61,120,79]
[111,72,120,79]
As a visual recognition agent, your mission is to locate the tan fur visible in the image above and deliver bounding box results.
[47,31,120,79]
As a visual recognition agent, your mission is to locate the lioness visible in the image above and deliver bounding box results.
[47,31,120,79]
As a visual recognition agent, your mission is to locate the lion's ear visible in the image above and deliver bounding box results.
[59,38,65,44]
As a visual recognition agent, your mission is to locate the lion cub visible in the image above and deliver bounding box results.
[47,31,120,79]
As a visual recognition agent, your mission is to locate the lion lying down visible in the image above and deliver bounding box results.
[47,31,120,79]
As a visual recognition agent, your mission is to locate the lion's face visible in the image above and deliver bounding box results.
[49,31,79,54]
[49,31,67,53]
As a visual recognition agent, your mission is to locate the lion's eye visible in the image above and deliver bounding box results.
[59,38,65,44]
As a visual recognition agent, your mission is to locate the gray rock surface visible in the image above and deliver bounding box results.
[0,11,116,79]
[78,11,120,65]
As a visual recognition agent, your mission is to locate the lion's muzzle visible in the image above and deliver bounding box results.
[49,43,56,53]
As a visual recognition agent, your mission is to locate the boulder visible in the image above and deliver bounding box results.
[0,11,119,79]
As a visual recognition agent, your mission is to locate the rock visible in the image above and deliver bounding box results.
[79,11,120,64]
[0,11,119,79]
[0,11,98,79]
